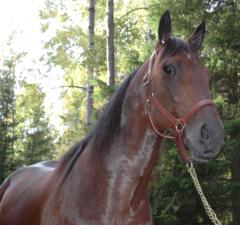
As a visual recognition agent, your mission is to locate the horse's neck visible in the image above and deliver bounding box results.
[104,120,162,213]
[64,65,162,223]
[103,74,162,215]
[99,67,162,224]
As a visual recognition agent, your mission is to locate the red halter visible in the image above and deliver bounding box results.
[144,52,215,163]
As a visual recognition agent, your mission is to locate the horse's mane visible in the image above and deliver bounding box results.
[57,69,138,181]
[161,37,192,59]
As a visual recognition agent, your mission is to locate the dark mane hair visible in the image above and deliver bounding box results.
[161,37,192,59]
[57,69,138,181]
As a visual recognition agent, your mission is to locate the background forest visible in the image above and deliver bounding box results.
[0,0,239,224]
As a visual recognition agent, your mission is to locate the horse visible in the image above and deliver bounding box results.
[0,10,224,225]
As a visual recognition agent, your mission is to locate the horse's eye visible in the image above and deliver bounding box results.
[163,64,176,76]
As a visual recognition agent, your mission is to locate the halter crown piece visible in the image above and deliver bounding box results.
[144,51,215,163]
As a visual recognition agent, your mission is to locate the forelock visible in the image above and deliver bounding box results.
[161,37,192,59]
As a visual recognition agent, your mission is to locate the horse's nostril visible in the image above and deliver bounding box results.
[200,124,211,141]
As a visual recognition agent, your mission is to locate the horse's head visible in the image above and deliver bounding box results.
[146,11,224,162]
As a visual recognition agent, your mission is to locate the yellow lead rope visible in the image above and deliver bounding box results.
[186,160,222,225]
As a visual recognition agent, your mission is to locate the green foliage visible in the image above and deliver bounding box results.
[15,82,55,165]
[150,140,233,225]
[0,43,56,182]
[0,58,17,182]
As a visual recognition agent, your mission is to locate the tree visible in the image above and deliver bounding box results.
[39,0,109,149]
[16,82,55,165]
[106,0,115,87]
[0,58,17,182]
[86,0,96,127]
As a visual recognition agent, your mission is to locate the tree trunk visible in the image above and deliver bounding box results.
[106,0,115,87]
[88,0,95,49]
[86,0,95,127]
[0,66,16,181]
[10,65,16,171]
[86,84,93,127]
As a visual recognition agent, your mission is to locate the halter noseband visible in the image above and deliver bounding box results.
[144,51,214,163]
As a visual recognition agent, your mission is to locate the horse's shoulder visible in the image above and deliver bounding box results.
[0,161,58,200]
[2,160,58,186]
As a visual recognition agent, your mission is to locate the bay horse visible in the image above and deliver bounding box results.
[0,11,224,225]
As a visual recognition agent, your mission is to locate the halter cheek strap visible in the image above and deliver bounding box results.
[144,51,215,163]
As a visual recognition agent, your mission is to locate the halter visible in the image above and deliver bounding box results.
[144,51,215,163]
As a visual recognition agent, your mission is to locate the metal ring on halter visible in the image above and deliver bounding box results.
[175,119,185,133]
[163,128,176,139]
[186,158,193,168]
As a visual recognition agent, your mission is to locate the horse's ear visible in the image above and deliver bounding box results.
[158,10,171,45]
[188,21,205,51]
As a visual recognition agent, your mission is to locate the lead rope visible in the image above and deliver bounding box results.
[186,160,222,225]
